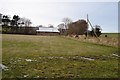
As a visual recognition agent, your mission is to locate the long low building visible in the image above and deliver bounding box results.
[36,27,60,36]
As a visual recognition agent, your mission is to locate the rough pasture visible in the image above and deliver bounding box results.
[2,34,118,78]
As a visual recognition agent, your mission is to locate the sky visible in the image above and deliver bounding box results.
[0,0,119,33]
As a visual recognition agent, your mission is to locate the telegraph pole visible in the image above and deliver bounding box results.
[87,14,98,38]
[86,14,88,37]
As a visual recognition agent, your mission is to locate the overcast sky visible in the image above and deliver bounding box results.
[0,0,119,32]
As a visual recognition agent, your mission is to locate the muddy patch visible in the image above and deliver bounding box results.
[25,59,37,62]
[112,53,120,58]
[80,57,95,61]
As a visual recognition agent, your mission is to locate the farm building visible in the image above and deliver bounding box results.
[36,27,60,36]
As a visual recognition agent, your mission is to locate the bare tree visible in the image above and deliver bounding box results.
[57,23,65,29]
[18,17,32,27]
[17,18,24,27]
[38,25,43,27]
[62,17,72,29]
[48,24,54,28]
[94,25,102,37]
[57,23,66,35]
[94,25,102,31]
[24,18,32,27]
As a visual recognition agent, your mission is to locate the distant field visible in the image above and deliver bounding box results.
[2,34,119,78]
[102,33,118,38]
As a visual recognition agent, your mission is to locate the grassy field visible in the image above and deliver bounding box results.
[102,33,118,38]
[2,34,119,78]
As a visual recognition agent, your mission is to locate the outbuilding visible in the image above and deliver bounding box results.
[36,27,60,36]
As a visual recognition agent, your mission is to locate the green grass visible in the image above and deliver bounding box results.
[102,33,118,38]
[2,34,119,78]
